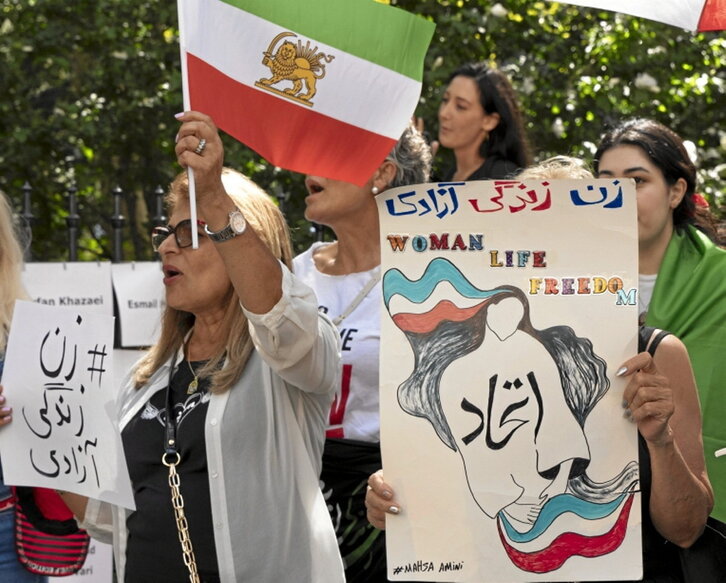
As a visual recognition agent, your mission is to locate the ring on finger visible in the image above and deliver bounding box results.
[194,138,207,155]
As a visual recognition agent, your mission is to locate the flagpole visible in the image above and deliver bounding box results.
[177,0,199,249]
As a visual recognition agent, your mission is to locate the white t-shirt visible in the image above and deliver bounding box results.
[639,273,658,322]
[294,243,381,442]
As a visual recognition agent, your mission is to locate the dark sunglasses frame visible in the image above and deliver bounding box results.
[151,219,206,252]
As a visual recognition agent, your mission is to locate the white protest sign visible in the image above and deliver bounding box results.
[0,301,134,509]
[111,262,165,348]
[50,540,113,583]
[378,179,640,581]
[23,262,113,316]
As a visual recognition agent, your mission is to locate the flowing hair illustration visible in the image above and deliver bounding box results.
[383,257,639,573]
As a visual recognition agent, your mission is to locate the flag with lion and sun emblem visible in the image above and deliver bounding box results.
[177,0,434,186]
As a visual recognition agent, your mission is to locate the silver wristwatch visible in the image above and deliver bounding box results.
[204,210,246,243]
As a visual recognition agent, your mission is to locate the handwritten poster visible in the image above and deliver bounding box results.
[0,301,134,509]
[377,179,640,582]
[111,262,165,347]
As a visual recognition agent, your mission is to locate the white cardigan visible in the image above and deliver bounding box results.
[81,266,345,582]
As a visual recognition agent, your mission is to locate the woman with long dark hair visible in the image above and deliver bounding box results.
[594,118,726,524]
[437,62,531,181]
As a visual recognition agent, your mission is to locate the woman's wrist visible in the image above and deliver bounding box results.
[645,425,676,449]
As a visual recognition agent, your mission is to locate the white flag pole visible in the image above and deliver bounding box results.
[177,0,199,249]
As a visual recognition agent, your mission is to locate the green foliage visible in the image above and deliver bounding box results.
[0,0,723,261]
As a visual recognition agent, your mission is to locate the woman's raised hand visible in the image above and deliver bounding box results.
[174,111,226,205]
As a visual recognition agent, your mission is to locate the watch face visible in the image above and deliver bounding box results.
[230,212,246,234]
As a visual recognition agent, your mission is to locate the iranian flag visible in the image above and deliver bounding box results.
[178,0,435,186]
[550,0,725,32]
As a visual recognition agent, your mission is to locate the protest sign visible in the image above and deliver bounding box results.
[378,178,640,581]
[0,301,134,509]
[22,262,113,316]
[111,262,165,348]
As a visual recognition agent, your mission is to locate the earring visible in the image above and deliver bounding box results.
[371,186,380,195]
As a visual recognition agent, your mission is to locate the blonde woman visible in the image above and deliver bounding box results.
[0,190,47,582]
[49,112,344,583]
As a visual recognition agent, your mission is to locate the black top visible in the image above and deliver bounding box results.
[588,327,683,583]
[439,156,520,182]
[321,438,386,582]
[122,361,219,583]
[635,327,684,582]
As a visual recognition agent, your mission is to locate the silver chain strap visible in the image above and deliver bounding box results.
[163,452,200,583]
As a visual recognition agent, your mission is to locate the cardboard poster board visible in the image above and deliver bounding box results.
[377,178,640,581]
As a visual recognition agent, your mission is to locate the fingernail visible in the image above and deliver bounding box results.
[382,490,393,500]
[1,407,10,413]
[388,506,400,515]
[623,409,631,418]
[616,366,628,377]
[174,112,185,119]
[621,399,628,409]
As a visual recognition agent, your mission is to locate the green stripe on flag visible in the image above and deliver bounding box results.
[220,0,434,80]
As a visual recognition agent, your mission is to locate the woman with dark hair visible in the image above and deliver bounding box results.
[437,61,531,181]
[594,118,726,524]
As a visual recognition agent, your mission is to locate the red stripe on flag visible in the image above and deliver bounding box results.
[698,0,726,31]
[186,54,397,186]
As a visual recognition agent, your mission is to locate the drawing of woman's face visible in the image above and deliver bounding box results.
[439,323,590,522]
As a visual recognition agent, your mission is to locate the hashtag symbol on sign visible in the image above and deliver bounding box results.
[87,344,108,384]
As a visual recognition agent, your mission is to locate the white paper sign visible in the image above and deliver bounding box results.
[111,262,165,347]
[377,179,640,582]
[23,262,113,316]
[0,301,134,509]
[49,540,113,582]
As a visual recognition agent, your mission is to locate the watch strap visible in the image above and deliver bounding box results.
[204,211,246,243]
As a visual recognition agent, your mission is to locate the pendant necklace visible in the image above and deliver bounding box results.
[186,358,199,394]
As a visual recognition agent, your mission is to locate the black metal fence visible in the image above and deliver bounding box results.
[9,181,326,263]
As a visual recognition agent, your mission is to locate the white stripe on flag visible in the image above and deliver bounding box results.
[554,0,704,30]
[181,0,423,139]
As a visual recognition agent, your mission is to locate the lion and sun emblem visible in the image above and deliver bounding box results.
[255,31,335,107]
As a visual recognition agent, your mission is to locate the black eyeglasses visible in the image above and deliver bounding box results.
[151,219,206,252]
